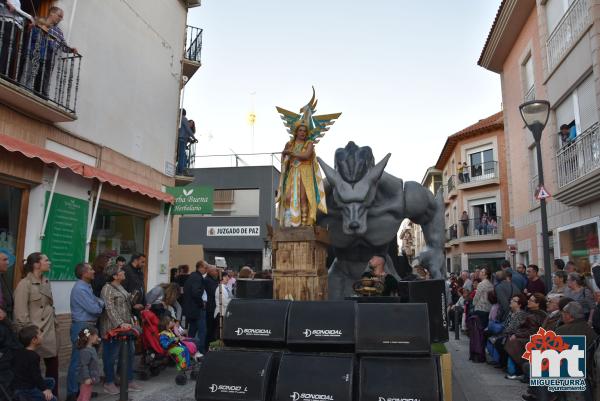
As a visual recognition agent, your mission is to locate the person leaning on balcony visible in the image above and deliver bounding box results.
[558,124,573,147]
[459,211,469,236]
[457,162,464,183]
[22,6,78,96]
[177,109,196,175]
[462,162,470,182]
[477,213,489,235]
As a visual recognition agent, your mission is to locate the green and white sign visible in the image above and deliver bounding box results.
[41,192,88,281]
[167,186,213,215]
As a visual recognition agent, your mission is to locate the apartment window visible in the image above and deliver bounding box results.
[555,74,599,140]
[211,189,260,216]
[468,148,494,178]
[468,198,497,220]
[522,55,535,101]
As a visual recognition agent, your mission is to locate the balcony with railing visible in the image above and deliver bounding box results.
[445,224,458,246]
[457,161,499,189]
[0,17,81,121]
[555,122,600,205]
[457,217,503,242]
[546,0,591,72]
[444,175,457,202]
[182,25,203,82]
[529,174,540,209]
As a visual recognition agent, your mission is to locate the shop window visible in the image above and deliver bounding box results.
[558,221,600,274]
[0,184,22,287]
[90,208,147,262]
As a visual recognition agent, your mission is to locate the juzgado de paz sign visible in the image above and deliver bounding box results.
[167,186,213,215]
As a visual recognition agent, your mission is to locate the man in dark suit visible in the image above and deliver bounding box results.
[183,260,207,354]
[204,266,220,349]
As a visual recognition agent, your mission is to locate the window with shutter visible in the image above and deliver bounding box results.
[556,94,575,131]
[576,74,598,132]
[522,56,535,99]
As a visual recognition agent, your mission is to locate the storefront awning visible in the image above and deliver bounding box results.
[0,133,174,204]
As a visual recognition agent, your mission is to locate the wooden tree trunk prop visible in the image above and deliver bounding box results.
[271,226,329,300]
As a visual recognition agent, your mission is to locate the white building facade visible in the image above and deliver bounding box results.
[0,0,202,338]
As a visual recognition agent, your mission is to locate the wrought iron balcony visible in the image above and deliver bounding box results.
[182,25,203,82]
[555,122,600,205]
[457,217,503,241]
[445,224,458,244]
[457,161,499,188]
[546,0,591,72]
[0,18,81,121]
[444,175,457,202]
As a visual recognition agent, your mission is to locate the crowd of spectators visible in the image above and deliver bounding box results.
[0,248,265,401]
[447,259,600,401]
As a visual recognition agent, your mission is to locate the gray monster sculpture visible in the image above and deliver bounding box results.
[317,142,445,300]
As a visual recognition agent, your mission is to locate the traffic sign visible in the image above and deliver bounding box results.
[535,185,551,200]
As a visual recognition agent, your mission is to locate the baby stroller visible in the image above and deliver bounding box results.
[142,307,201,385]
[138,308,171,379]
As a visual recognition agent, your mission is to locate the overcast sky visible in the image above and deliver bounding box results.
[185,1,502,183]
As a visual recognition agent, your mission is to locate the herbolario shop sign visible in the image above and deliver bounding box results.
[167,186,213,215]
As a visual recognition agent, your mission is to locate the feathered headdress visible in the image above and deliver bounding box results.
[276,87,342,143]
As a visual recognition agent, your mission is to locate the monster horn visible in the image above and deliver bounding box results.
[317,157,341,187]
[365,153,391,185]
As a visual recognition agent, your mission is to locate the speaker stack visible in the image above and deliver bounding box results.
[196,295,445,401]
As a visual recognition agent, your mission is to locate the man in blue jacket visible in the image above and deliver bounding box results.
[66,263,104,401]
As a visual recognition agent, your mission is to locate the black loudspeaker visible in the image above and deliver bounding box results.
[407,279,449,343]
[236,279,273,299]
[356,303,430,355]
[345,296,403,303]
[274,354,354,401]
[195,350,275,401]
[223,299,290,347]
[286,301,356,351]
[359,356,441,401]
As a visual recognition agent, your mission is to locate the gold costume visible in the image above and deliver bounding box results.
[275,87,341,227]
[277,141,327,227]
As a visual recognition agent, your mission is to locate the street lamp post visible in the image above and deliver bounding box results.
[519,100,552,290]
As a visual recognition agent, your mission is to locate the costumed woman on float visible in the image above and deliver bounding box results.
[275,87,341,227]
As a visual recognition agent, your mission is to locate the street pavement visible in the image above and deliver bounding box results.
[448,331,528,401]
[55,333,529,401]
[58,367,196,401]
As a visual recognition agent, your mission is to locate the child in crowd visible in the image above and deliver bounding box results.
[158,316,191,370]
[173,318,203,359]
[13,325,57,401]
[76,327,101,401]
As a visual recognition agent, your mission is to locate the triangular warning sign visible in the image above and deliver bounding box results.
[536,185,551,200]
